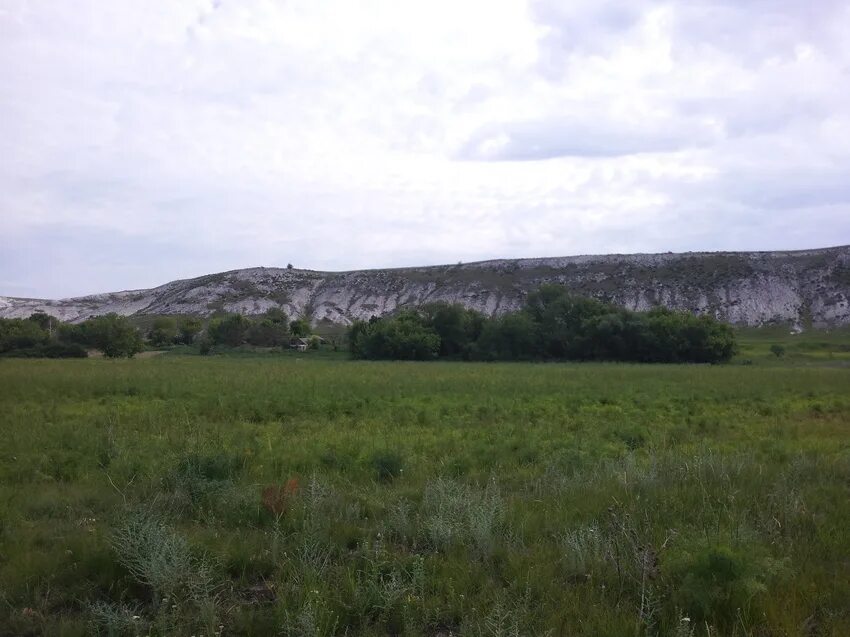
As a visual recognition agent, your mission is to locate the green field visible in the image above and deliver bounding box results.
[1,356,849,635]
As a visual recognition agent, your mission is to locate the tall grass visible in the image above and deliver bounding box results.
[0,356,848,635]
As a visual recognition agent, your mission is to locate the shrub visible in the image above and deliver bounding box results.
[349,312,440,360]
[0,317,48,352]
[147,317,178,347]
[770,344,786,358]
[177,318,202,345]
[84,314,143,358]
[207,314,249,347]
[346,285,738,363]
[671,545,786,627]
[371,451,404,482]
[111,511,217,604]
[0,342,87,358]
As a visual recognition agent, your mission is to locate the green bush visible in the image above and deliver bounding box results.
[0,317,49,352]
[672,545,786,627]
[208,314,250,347]
[347,285,737,364]
[0,342,87,358]
[147,317,178,347]
[370,450,404,482]
[82,314,143,358]
[349,312,440,360]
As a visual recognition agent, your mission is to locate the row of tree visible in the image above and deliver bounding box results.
[0,313,143,358]
[347,285,738,363]
[203,309,310,348]
[0,308,315,359]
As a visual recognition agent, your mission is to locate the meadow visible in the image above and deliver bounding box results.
[0,352,848,635]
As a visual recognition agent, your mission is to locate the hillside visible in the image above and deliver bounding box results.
[2,246,849,327]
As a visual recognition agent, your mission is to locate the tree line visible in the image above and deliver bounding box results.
[0,313,143,358]
[0,308,315,358]
[347,285,738,363]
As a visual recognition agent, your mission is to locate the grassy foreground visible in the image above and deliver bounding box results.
[0,357,848,636]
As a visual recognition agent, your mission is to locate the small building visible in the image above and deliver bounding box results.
[289,337,309,351]
[289,335,327,351]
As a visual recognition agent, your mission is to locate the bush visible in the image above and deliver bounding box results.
[671,545,786,627]
[82,314,143,358]
[1,343,87,358]
[370,451,404,482]
[421,302,485,358]
[349,312,440,360]
[147,317,178,347]
[177,318,202,345]
[0,318,48,352]
[208,314,249,347]
[347,286,737,364]
[770,344,786,358]
[246,319,288,346]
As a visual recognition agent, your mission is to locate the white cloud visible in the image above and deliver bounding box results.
[0,0,848,297]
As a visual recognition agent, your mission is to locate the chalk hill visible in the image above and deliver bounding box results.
[2,246,849,327]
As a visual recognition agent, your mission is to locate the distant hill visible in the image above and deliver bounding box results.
[2,246,849,327]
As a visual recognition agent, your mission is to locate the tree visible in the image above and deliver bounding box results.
[85,314,143,358]
[422,302,485,358]
[208,314,249,347]
[0,318,49,353]
[770,344,786,358]
[147,317,178,347]
[263,307,288,324]
[246,318,288,346]
[27,311,57,335]
[177,318,202,345]
[348,311,440,360]
[289,318,311,338]
[476,312,537,360]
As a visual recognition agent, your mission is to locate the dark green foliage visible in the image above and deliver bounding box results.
[246,309,289,346]
[82,314,144,358]
[177,317,203,345]
[27,311,58,333]
[0,317,49,352]
[421,302,485,358]
[349,311,440,360]
[476,312,538,360]
[770,343,786,358]
[672,546,782,628]
[289,317,311,338]
[0,342,87,358]
[147,317,178,347]
[370,451,404,482]
[45,314,142,358]
[348,285,738,363]
[208,314,250,347]
[197,335,213,355]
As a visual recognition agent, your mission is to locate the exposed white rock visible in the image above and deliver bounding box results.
[2,246,849,327]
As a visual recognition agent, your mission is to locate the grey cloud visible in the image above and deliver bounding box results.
[531,0,651,66]
[458,115,718,160]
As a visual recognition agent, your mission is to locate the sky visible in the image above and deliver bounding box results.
[1,1,850,298]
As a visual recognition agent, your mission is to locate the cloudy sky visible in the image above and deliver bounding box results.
[2,0,849,298]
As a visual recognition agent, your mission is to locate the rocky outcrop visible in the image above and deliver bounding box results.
[2,246,849,327]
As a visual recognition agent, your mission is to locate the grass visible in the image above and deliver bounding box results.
[0,349,848,635]
[734,325,850,365]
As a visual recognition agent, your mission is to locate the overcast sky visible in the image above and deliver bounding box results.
[2,1,849,298]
